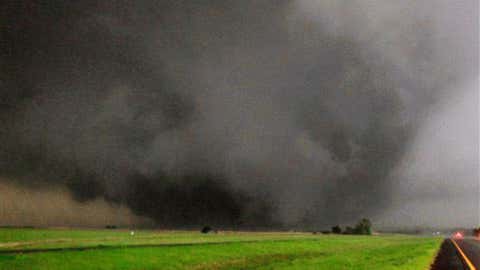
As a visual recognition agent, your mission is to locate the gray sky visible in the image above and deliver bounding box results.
[376,79,479,228]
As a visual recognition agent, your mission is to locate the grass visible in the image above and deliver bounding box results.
[0,228,442,270]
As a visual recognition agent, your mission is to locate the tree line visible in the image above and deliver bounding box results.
[329,218,372,235]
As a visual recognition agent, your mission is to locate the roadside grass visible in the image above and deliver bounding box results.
[0,229,441,270]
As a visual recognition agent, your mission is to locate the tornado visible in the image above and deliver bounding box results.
[0,0,477,228]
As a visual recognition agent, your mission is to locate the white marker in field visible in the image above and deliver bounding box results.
[130,231,135,236]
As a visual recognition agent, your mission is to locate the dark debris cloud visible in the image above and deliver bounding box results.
[0,0,477,228]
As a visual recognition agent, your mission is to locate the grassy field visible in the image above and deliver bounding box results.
[0,228,441,270]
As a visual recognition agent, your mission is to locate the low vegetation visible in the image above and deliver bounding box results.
[0,228,441,270]
[473,227,480,237]
[330,218,372,235]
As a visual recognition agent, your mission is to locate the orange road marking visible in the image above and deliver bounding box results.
[451,239,477,270]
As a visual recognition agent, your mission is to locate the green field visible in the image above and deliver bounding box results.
[0,228,441,270]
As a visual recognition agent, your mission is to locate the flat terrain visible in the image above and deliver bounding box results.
[0,228,441,270]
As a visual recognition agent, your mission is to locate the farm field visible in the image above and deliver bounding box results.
[0,228,441,270]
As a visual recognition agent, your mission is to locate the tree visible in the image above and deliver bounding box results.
[354,218,372,235]
[343,226,354,235]
[473,227,480,237]
[332,225,342,234]
[201,226,212,234]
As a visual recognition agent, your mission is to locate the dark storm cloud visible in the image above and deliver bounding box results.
[0,1,477,228]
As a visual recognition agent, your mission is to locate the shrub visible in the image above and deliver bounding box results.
[201,226,212,234]
[331,225,342,234]
[343,226,355,235]
[354,218,372,235]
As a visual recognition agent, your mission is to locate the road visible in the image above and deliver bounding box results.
[454,238,480,269]
[431,237,480,270]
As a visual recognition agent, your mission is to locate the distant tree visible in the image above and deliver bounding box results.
[343,226,355,235]
[331,225,342,234]
[354,218,372,235]
[473,227,480,237]
[201,226,212,234]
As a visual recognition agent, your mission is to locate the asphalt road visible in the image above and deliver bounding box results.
[455,238,480,269]
[431,237,480,270]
